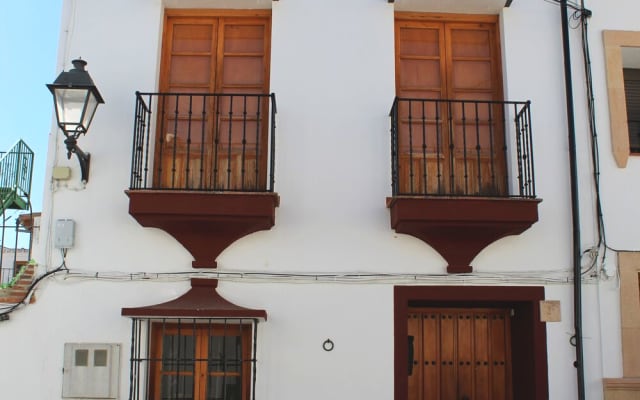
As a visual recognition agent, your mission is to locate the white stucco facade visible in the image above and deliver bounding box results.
[1,0,639,399]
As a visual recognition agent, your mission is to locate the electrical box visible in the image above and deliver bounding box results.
[55,219,75,249]
[53,166,72,180]
[62,343,120,399]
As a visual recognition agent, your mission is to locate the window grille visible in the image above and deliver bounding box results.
[128,318,259,400]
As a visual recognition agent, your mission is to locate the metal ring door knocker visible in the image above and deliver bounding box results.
[323,339,334,352]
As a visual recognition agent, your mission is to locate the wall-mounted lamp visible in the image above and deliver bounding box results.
[47,59,104,183]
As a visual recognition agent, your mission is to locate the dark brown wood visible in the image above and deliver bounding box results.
[394,286,548,400]
[121,278,267,319]
[387,196,541,273]
[126,190,279,268]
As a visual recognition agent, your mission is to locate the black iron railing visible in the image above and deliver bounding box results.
[390,97,535,198]
[130,92,277,192]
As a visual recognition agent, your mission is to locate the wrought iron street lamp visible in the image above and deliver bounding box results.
[47,59,104,183]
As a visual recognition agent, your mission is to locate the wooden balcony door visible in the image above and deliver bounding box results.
[408,308,513,400]
[156,11,271,190]
[395,16,505,195]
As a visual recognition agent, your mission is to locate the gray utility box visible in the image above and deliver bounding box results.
[62,343,120,399]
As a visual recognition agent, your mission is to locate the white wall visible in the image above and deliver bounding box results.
[0,0,634,399]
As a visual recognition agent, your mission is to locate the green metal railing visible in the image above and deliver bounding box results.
[0,140,34,213]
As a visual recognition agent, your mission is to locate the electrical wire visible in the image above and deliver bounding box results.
[0,249,68,319]
[544,0,582,12]
[48,264,593,285]
[576,4,609,278]
[550,0,640,278]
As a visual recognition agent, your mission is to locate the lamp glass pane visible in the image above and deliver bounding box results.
[54,88,90,133]
[81,91,99,132]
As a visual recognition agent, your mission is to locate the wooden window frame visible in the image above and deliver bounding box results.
[145,321,254,400]
[603,30,640,168]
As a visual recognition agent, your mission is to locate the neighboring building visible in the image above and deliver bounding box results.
[1,1,640,399]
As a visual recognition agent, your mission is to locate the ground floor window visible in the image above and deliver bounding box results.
[129,318,258,400]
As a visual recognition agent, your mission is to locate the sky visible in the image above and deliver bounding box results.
[0,0,63,212]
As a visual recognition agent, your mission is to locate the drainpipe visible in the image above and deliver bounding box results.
[559,1,586,399]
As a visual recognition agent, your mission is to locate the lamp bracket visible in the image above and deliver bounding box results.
[63,136,91,183]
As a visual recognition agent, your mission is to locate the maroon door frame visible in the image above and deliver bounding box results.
[394,286,549,400]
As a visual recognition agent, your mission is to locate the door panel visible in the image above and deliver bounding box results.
[490,314,509,400]
[396,21,448,195]
[446,22,505,195]
[407,308,512,400]
[474,315,491,400]
[440,313,457,400]
[156,17,218,189]
[216,18,270,190]
[423,313,439,400]
[457,314,473,400]
[408,313,422,400]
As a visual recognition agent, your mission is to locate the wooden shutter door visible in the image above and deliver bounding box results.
[446,22,505,195]
[214,17,271,191]
[407,308,512,400]
[156,16,218,189]
[395,21,450,194]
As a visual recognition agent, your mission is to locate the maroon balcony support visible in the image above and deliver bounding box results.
[387,196,541,273]
[127,191,279,268]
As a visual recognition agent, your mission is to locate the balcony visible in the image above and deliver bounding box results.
[126,92,279,268]
[387,97,541,273]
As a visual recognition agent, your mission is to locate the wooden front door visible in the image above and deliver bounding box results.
[395,16,505,195]
[408,308,512,400]
[155,11,271,190]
